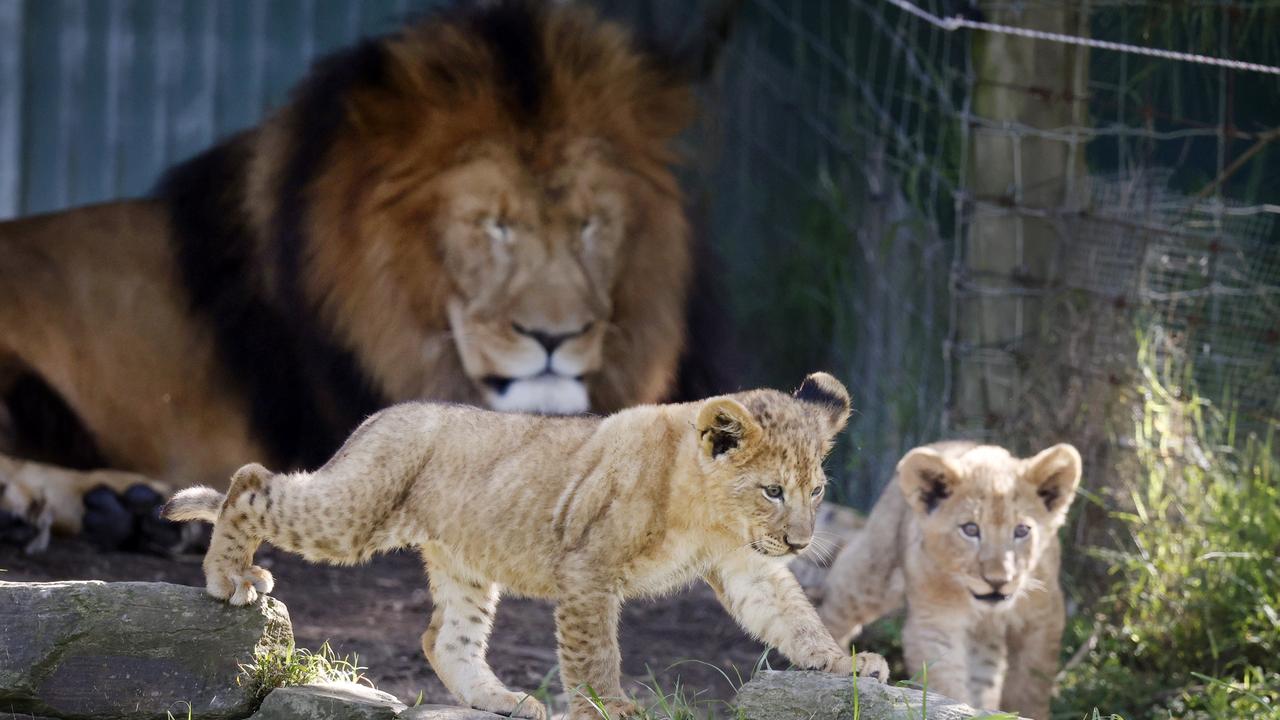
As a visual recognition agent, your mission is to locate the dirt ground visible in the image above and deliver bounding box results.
[0,539,770,711]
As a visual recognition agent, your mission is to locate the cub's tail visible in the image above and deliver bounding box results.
[161,486,225,523]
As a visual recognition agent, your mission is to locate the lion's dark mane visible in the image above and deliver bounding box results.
[153,1,736,470]
[155,43,391,469]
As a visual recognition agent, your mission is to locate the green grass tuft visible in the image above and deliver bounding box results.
[236,640,371,699]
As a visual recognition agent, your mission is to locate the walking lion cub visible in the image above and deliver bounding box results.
[817,441,1082,719]
[164,373,888,719]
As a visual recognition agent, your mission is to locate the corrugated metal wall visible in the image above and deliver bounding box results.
[0,0,443,220]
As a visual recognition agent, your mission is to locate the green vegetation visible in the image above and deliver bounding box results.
[236,640,370,700]
[1055,346,1280,719]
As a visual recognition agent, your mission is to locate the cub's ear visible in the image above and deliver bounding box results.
[794,372,851,434]
[1023,443,1082,519]
[897,447,962,515]
[695,398,761,460]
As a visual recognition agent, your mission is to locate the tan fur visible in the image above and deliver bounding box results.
[817,441,1082,720]
[165,373,888,719]
[0,202,260,533]
[0,3,695,540]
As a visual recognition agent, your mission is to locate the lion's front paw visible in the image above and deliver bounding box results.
[471,688,547,720]
[0,476,52,554]
[854,651,889,683]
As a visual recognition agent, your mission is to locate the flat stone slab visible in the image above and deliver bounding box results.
[399,705,506,719]
[736,670,1027,720]
[250,683,407,720]
[247,684,508,720]
[0,580,292,720]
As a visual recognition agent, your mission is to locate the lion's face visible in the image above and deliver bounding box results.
[435,143,630,414]
[694,374,852,558]
[292,2,697,418]
[898,443,1082,609]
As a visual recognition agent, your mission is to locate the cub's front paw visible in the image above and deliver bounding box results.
[573,696,638,719]
[854,651,889,683]
[471,689,547,720]
[822,650,889,682]
[205,563,274,606]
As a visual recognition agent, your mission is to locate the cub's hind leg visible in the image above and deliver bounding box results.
[421,548,545,720]
[202,463,276,605]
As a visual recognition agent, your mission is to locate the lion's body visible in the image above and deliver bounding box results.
[0,2,710,547]
[164,374,889,719]
[817,441,1082,720]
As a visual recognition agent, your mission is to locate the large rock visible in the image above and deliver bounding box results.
[0,580,292,720]
[736,671,1026,720]
[249,683,406,720]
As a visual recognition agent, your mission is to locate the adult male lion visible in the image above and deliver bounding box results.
[0,1,724,551]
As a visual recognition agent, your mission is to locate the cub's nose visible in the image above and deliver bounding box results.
[784,535,810,552]
[982,575,1010,593]
[512,322,592,354]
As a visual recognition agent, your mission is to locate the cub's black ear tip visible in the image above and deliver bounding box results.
[794,373,850,411]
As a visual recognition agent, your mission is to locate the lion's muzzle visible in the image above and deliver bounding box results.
[484,373,590,415]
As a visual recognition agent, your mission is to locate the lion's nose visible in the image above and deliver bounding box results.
[512,322,592,354]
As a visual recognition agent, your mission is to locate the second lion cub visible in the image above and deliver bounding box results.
[164,372,888,720]
[818,441,1082,720]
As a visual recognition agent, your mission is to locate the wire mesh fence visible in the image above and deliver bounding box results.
[677,0,1280,507]
[663,0,970,508]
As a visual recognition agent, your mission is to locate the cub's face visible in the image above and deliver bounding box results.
[897,443,1082,608]
[436,142,630,415]
[694,373,853,558]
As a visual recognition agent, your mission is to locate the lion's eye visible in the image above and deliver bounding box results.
[960,522,980,538]
[484,218,512,245]
[762,485,784,500]
[810,485,824,499]
[1013,524,1031,539]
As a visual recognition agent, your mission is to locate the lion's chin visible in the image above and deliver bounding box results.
[484,375,590,415]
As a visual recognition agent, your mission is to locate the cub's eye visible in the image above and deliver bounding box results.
[484,218,512,245]
[810,485,825,499]
[1013,524,1031,539]
[960,522,980,538]
[762,485,784,500]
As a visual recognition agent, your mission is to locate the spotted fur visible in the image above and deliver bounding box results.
[165,373,888,719]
